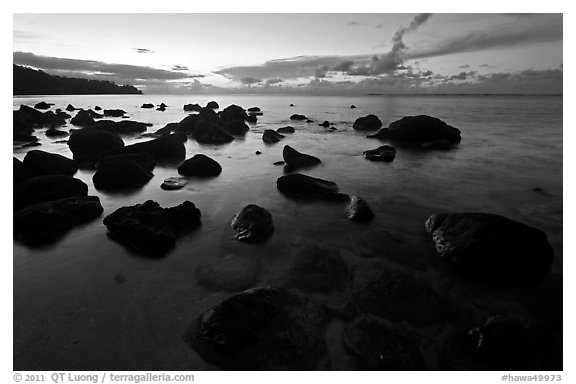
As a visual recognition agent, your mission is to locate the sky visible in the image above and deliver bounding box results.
[13,13,563,94]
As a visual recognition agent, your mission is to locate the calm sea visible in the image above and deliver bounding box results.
[13,94,563,369]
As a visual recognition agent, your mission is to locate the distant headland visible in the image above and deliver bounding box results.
[13,65,142,95]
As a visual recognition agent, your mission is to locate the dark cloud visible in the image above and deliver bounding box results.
[171,65,189,71]
[13,52,192,85]
[135,48,154,54]
[265,78,283,85]
[240,77,262,85]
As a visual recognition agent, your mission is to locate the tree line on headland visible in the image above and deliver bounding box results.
[13,65,142,95]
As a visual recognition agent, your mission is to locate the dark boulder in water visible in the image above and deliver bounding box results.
[34,101,52,110]
[277,173,338,199]
[197,107,220,124]
[246,114,257,123]
[206,101,219,109]
[159,103,167,108]
[193,121,234,145]
[67,129,125,162]
[93,153,154,191]
[319,120,330,128]
[103,200,202,257]
[86,109,103,119]
[347,196,374,222]
[13,157,37,184]
[425,212,554,286]
[70,110,95,127]
[185,287,328,370]
[94,105,102,111]
[363,145,396,162]
[42,111,66,128]
[156,105,166,111]
[15,105,45,128]
[220,104,248,122]
[14,196,103,245]
[178,154,222,177]
[141,103,154,109]
[353,114,382,131]
[45,128,69,137]
[247,107,261,112]
[183,103,202,112]
[230,204,274,242]
[350,105,357,109]
[106,133,186,163]
[370,115,461,146]
[56,110,71,120]
[103,109,126,117]
[177,114,199,135]
[290,114,306,120]
[343,315,425,370]
[277,126,295,134]
[23,150,77,176]
[222,119,249,136]
[352,261,448,325]
[284,246,348,292]
[65,104,76,112]
[109,120,150,135]
[282,145,321,170]
[14,175,88,211]
[262,129,284,143]
[160,176,187,190]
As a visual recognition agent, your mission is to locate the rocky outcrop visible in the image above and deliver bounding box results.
[347,196,374,221]
[185,287,328,370]
[14,196,103,244]
[23,150,78,176]
[363,145,396,162]
[282,145,321,170]
[230,204,274,242]
[222,120,249,136]
[262,129,284,143]
[103,200,202,257]
[14,175,88,211]
[34,101,52,110]
[425,212,554,286]
[178,154,222,177]
[353,114,382,131]
[246,114,257,123]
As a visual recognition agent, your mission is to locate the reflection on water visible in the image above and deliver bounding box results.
[13,94,562,370]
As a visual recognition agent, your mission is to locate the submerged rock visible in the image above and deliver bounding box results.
[178,154,222,177]
[161,176,188,190]
[343,315,425,370]
[277,173,339,199]
[425,212,554,286]
[14,196,103,244]
[289,114,306,120]
[319,121,330,128]
[282,145,321,170]
[284,246,348,292]
[347,196,374,222]
[103,200,201,257]
[14,175,88,211]
[196,254,260,292]
[247,107,261,112]
[363,145,396,162]
[353,114,382,131]
[262,129,284,143]
[93,153,154,191]
[276,126,295,134]
[230,204,274,242]
[185,287,328,370]
[23,150,78,176]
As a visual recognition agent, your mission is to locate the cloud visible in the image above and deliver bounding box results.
[240,77,262,85]
[13,51,193,85]
[459,64,470,69]
[265,78,283,85]
[449,71,476,80]
[171,65,189,71]
[134,48,154,54]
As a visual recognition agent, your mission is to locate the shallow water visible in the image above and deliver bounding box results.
[13,94,563,370]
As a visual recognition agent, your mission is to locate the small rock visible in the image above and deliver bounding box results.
[230,204,274,242]
[161,176,188,190]
[290,114,306,120]
[282,145,321,170]
[276,126,295,134]
[178,154,222,177]
[262,129,284,143]
[347,196,374,221]
[363,145,396,162]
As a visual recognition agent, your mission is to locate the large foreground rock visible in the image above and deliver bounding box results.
[67,129,124,162]
[425,212,554,286]
[185,287,328,370]
[282,145,321,170]
[178,154,222,177]
[277,173,340,199]
[103,200,201,257]
[14,175,88,211]
[369,115,461,145]
[219,104,248,122]
[343,315,425,370]
[230,204,274,242]
[106,133,186,163]
[23,150,78,176]
[93,153,154,190]
[14,196,103,244]
[353,114,382,131]
[13,158,37,184]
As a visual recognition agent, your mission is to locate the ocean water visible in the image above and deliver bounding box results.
[13,94,563,370]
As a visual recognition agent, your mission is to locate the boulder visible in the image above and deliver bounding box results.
[262,129,284,143]
[178,154,222,177]
[371,115,461,145]
[156,105,166,111]
[34,101,52,110]
[277,173,339,199]
[247,107,261,112]
[70,110,95,127]
[159,103,167,108]
[352,261,448,325]
[230,204,274,242]
[425,212,554,286]
[13,157,37,184]
[103,109,126,117]
[220,105,248,122]
[14,175,88,211]
[284,246,348,292]
[42,111,66,127]
[160,176,187,190]
[290,114,306,120]
[14,196,103,244]
[21,142,41,148]
[103,200,202,257]
[246,114,257,123]
[222,119,249,136]
[56,110,71,120]
[193,121,234,145]
[65,104,76,112]
[154,122,180,136]
[363,145,396,162]
[94,106,102,111]
[141,103,154,108]
[45,128,69,137]
[183,103,202,112]
[23,150,78,176]
[67,129,124,162]
[343,315,425,370]
[347,196,374,222]
[319,121,330,128]
[86,109,103,119]
[350,105,357,109]
[195,254,259,292]
[353,114,382,131]
[282,145,321,170]
[93,153,154,190]
[177,115,199,135]
[206,101,219,109]
[197,107,220,124]
[106,133,186,163]
[276,126,295,134]
[185,287,328,370]
[110,120,149,135]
